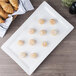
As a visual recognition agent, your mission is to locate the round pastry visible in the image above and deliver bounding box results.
[50,29,58,36]
[39,19,45,24]
[42,41,48,47]
[29,28,36,34]
[50,19,56,25]
[30,53,38,58]
[19,52,27,58]
[40,30,47,35]
[29,39,36,45]
[17,40,24,46]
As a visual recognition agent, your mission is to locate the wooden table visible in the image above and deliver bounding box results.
[0,0,76,76]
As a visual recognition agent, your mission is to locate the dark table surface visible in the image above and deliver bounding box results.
[0,0,76,76]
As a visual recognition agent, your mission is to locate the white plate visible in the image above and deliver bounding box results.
[1,1,74,75]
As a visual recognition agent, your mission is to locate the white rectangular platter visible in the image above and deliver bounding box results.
[1,1,74,75]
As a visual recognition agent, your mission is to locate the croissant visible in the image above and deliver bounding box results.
[0,2,14,13]
[0,17,4,23]
[0,6,8,19]
[0,0,9,2]
[9,0,18,10]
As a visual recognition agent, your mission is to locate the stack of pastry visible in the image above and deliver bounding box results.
[0,0,19,23]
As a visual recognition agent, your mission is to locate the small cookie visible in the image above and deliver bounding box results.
[40,30,47,35]
[19,52,27,58]
[29,39,36,45]
[17,40,24,46]
[29,28,36,34]
[39,19,45,24]
[30,53,38,58]
[50,29,58,36]
[42,41,48,47]
[50,19,56,25]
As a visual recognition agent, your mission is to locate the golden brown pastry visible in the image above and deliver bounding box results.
[0,0,9,2]
[0,6,8,19]
[9,0,18,10]
[0,2,14,13]
[0,17,4,23]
